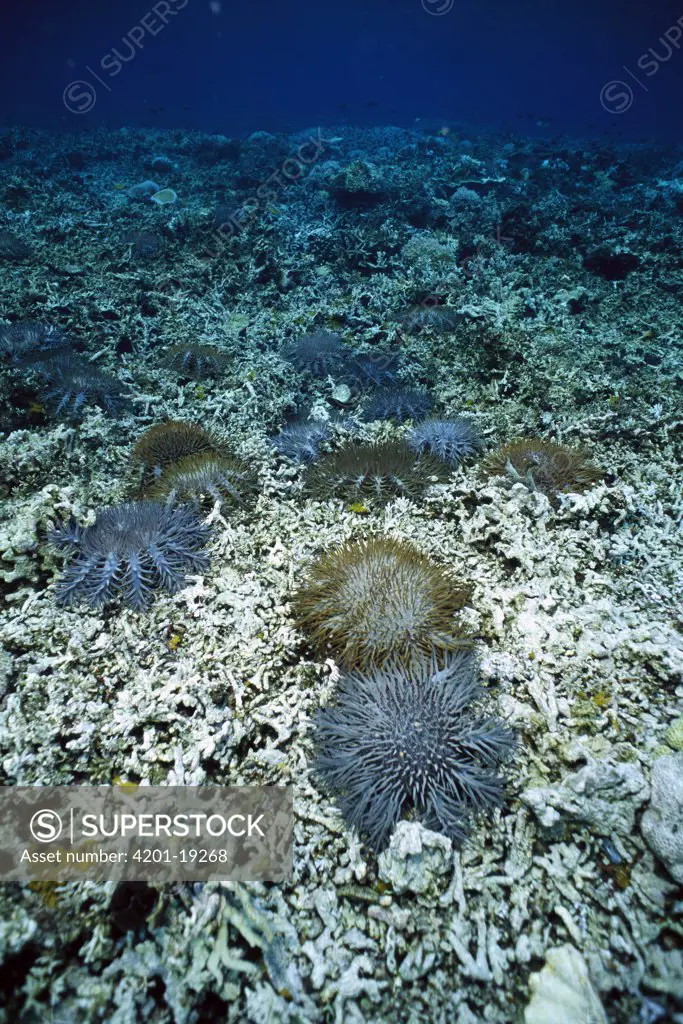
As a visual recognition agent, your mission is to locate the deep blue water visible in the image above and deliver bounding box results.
[3,0,683,140]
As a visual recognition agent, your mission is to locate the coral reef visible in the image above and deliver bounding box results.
[407,417,485,466]
[49,500,212,610]
[312,652,515,851]
[307,440,445,505]
[522,760,649,838]
[524,945,607,1024]
[0,122,681,1024]
[640,753,683,884]
[292,536,472,669]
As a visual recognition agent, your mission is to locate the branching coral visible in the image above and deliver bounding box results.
[49,501,212,610]
[312,652,515,850]
[482,439,603,503]
[362,388,433,424]
[407,418,484,466]
[146,452,258,508]
[292,536,472,669]
[307,440,445,506]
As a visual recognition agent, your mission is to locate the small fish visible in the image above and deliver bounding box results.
[113,183,126,190]
[113,777,139,793]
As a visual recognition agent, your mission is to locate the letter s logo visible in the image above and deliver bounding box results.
[30,809,63,842]
[599,81,633,115]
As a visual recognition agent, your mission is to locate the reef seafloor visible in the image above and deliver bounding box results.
[0,124,682,1024]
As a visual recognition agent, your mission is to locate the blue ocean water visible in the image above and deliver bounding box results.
[2,0,683,139]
